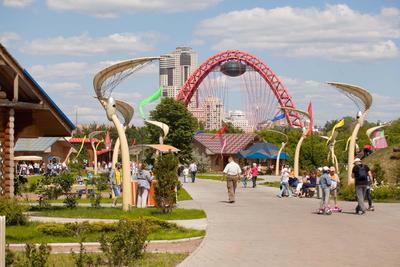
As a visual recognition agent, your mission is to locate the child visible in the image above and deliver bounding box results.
[242,166,249,188]
[318,166,332,215]
[296,171,308,197]
[329,166,342,212]
[182,165,189,183]
[277,168,291,198]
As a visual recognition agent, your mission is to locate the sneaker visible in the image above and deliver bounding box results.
[367,206,375,211]
[277,195,282,198]
[358,210,366,215]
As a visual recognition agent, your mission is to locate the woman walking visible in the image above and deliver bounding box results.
[251,163,258,188]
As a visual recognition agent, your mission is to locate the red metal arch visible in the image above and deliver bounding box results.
[176,50,302,127]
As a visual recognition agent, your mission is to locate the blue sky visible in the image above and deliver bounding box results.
[1,0,399,127]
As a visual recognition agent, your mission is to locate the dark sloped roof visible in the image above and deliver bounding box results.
[193,133,257,155]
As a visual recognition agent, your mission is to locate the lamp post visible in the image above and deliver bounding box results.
[263,129,288,176]
[327,82,372,184]
[281,107,311,178]
[88,131,104,175]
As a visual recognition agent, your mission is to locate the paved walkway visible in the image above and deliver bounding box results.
[179,179,400,267]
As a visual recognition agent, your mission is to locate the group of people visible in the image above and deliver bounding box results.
[220,156,375,216]
[108,161,154,208]
[16,160,67,176]
[178,162,197,183]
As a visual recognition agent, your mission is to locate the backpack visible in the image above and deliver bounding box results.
[356,165,368,182]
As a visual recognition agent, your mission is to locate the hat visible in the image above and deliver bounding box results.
[354,158,361,163]
[322,166,329,172]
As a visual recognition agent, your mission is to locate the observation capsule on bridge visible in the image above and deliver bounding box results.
[220,60,247,77]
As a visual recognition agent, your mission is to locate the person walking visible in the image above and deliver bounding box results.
[109,162,122,207]
[242,165,249,188]
[182,165,189,183]
[251,163,258,188]
[137,163,153,208]
[352,158,372,215]
[318,166,332,215]
[189,162,197,183]
[366,172,375,211]
[223,156,242,203]
[329,166,341,212]
[277,168,291,198]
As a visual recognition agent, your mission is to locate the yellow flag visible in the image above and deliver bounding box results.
[326,119,345,145]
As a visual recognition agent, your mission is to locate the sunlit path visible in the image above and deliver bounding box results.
[179,179,400,267]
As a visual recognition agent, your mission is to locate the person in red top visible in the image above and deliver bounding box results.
[251,163,258,188]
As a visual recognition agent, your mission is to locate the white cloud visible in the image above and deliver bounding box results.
[22,32,161,56]
[196,5,400,61]
[3,0,34,8]
[0,32,21,46]
[47,0,221,18]
[280,76,400,125]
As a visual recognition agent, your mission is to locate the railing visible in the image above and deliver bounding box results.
[0,216,5,267]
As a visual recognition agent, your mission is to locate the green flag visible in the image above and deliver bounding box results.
[139,85,162,119]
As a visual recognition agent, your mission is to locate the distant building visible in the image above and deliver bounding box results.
[203,97,224,130]
[159,47,197,100]
[226,110,252,132]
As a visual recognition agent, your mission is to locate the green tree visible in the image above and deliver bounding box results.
[147,98,198,162]
[154,153,179,213]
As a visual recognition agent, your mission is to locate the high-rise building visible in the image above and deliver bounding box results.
[226,110,253,132]
[203,97,224,130]
[159,47,197,99]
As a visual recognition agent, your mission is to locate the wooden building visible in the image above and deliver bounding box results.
[0,44,75,197]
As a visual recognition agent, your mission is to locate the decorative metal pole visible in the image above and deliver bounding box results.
[88,131,104,175]
[281,107,311,178]
[263,129,288,176]
[327,82,372,184]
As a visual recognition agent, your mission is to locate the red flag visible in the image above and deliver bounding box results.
[104,131,112,149]
[211,124,227,140]
[132,138,136,146]
[307,102,313,136]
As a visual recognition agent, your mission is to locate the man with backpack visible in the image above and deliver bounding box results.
[352,158,373,215]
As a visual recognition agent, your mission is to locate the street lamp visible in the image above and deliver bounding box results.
[281,107,311,178]
[327,82,372,184]
[262,129,288,176]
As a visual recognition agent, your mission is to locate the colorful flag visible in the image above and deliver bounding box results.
[104,131,112,149]
[139,85,163,119]
[271,113,285,122]
[327,119,345,145]
[307,102,313,136]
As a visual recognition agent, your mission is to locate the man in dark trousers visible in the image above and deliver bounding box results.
[352,158,373,215]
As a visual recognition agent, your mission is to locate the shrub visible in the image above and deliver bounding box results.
[0,197,27,226]
[100,219,149,267]
[36,223,75,236]
[63,194,77,209]
[24,243,51,267]
[6,244,15,266]
[154,153,179,214]
[371,163,386,185]
[338,184,357,201]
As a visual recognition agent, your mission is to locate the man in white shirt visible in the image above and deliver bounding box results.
[223,156,242,203]
[189,162,197,183]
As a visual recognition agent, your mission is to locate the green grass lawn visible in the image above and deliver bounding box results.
[6,222,205,244]
[260,181,281,188]
[9,252,188,267]
[31,206,206,220]
[177,187,192,201]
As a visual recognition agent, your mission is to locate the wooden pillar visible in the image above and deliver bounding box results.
[3,109,14,197]
[0,110,4,196]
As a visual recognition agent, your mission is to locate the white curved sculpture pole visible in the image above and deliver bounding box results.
[88,131,104,175]
[281,107,311,178]
[145,120,169,145]
[112,137,121,170]
[263,129,288,176]
[105,98,132,211]
[321,131,340,173]
[327,82,372,184]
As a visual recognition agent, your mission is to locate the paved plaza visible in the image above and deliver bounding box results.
[179,179,400,267]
